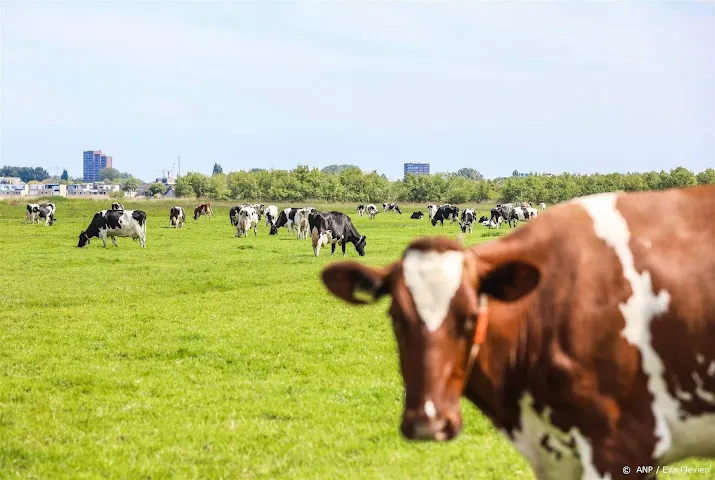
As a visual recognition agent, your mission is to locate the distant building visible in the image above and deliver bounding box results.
[518,172,530,178]
[28,184,67,197]
[83,150,113,182]
[0,178,28,196]
[404,162,430,179]
[155,175,176,186]
[67,182,120,196]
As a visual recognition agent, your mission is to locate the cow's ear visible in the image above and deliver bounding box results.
[478,260,540,303]
[322,262,391,305]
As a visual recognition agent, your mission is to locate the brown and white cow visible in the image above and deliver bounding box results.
[322,185,715,480]
[194,203,212,220]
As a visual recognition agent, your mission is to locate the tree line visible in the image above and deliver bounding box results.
[172,165,715,204]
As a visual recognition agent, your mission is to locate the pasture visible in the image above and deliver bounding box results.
[0,198,709,479]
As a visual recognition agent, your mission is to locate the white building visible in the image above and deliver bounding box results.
[67,183,120,196]
[28,184,67,197]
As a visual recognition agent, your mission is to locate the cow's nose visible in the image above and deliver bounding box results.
[400,405,461,442]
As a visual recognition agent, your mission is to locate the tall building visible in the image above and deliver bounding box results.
[403,162,430,179]
[83,150,113,182]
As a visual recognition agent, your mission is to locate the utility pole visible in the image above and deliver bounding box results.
[178,155,181,177]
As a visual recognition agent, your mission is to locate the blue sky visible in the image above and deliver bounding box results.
[2,2,713,181]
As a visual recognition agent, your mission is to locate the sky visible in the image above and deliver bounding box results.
[1,2,713,181]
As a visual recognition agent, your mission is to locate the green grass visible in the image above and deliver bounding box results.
[0,198,709,479]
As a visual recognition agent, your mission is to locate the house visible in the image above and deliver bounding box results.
[67,183,120,197]
[28,183,67,197]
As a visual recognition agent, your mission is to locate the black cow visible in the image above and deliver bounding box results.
[270,207,299,235]
[310,211,366,257]
[78,209,147,248]
[431,206,459,226]
[410,211,424,219]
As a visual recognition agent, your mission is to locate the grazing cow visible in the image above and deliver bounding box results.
[411,211,424,220]
[194,203,212,220]
[320,184,715,480]
[111,202,124,210]
[427,204,440,221]
[383,202,402,214]
[540,202,547,211]
[431,206,460,227]
[236,205,259,237]
[252,203,265,220]
[169,206,186,228]
[357,204,366,217]
[78,210,146,248]
[511,205,539,222]
[310,211,366,257]
[265,205,278,228]
[491,205,518,228]
[295,208,314,240]
[270,207,299,235]
[366,204,379,220]
[26,203,56,226]
[460,208,475,233]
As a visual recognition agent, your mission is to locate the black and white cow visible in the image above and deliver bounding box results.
[427,204,440,221]
[490,205,518,228]
[230,205,248,227]
[169,206,186,228]
[270,207,299,235]
[295,208,314,240]
[26,203,56,226]
[78,210,147,248]
[252,203,265,220]
[460,208,475,233]
[431,206,459,227]
[383,202,402,214]
[265,205,278,228]
[410,211,424,219]
[236,205,259,237]
[310,211,366,257]
[357,204,366,217]
[111,202,124,210]
[366,204,379,220]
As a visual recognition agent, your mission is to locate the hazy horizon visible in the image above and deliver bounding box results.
[2,2,713,181]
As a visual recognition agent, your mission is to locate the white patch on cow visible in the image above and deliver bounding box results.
[424,398,436,419]
[509,393,583,480]
[570,429,612,480]
[708,361,715,377]
[578,192,715,464]
[696,354,705,365]
[692,372,715,405]
[402,249,463,333]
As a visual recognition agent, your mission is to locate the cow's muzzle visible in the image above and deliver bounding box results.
[400,406,462,442]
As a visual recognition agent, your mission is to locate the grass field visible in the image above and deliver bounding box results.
[0,198,710,479]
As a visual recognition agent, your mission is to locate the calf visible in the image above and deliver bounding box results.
[169,206,186,228]
[460,208,475,233]
[431,206,459,227]
[321,184,715,480]
[265,205,278,228]
[295,208,314,240]
[383,202,402,214]
[310,211,366,257]
[270,207,299,235]
[236,205,258,237]
[78,210,146,248]
[411,211,424,220]
[357,204,366,217]
[194,203,212,220]
[366,204,379,220]
[111,202,124,210]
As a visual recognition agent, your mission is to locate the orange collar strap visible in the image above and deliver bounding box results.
[464,294,489,391]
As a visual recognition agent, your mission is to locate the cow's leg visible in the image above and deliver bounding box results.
[331,242,336,256]
[253,225,257,236]
[101,231,108,248]
[112,236,118,247]
[341,240,347,256]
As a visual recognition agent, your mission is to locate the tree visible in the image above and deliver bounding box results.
[122,177,140,193]
[99,167,121,181]
[213,163,223,175]
[147,182,167,196]
[454,168,483,181]
[0,166,50,182]
[512,169,520,177]
[322,164,359,175]
[696,168,715,185]
[60,169,69,181]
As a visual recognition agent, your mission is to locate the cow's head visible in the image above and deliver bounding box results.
[354,236,367,256]
[321,237,539,442]
[77,231,90,247]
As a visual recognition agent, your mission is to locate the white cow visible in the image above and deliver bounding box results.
[236,206,259,237]
[539,202,547,211]
[169,206,186,228]
[366,204,379,220]
[427,204,439,221]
